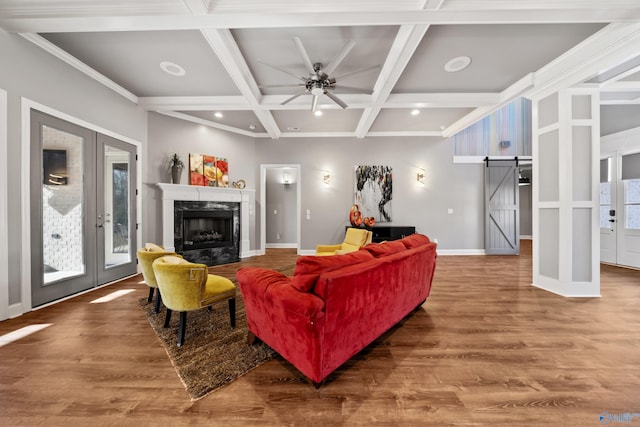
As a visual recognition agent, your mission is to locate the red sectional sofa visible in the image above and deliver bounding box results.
[236,233,437,385]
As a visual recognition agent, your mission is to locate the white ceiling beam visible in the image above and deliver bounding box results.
[600,81,640,91]
[526,22,640,101]
[138,93,498,111]
[138,96,250,111]
[19,33,138,103]
[384,93,500,108]
[3,8,640,33]
[199,28,281,138]
[182,0,210,15]
[355,24,430,138]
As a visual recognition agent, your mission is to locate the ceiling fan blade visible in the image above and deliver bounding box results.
[258,60,306,82]
[281,90,308,105]
[324,91,348,109]
[292,37,315,75]
[311,94,319,112]
[334,64,381,81]
[323,39,356,77]
[333,85,372,94]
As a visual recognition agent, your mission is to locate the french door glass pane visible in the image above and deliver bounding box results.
[42,125,85,284]
[104,144,131,268]
[599,182,611,228]
[624,179,640,230]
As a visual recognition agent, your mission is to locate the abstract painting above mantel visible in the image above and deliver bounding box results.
[189,153,229,187]
[355,165,392,223]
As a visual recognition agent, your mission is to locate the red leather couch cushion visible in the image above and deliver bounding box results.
[292,250,374,292]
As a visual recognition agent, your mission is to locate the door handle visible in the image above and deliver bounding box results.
[609,219,615,223]
[97,214,104,228]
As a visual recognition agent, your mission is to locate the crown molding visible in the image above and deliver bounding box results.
[158,110,259,137]
[19,33,138,103]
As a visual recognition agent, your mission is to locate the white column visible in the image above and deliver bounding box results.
[532,87,600,297]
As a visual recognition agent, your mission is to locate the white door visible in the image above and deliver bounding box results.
[600,157,616,263]
[616,152,640,268]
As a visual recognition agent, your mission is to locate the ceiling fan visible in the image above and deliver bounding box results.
[259,37,379,112]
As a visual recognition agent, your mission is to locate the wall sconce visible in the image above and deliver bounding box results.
[282,171,290,184]
[323,171,331,185]
[416,170,425,184]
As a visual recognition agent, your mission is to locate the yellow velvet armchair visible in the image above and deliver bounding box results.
[152,255,237,347]
[136,243,179,314]
[315,227,373,256]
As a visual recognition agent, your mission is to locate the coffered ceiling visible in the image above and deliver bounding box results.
[1,0,640,139]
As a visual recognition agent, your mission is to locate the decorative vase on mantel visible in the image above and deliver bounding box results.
[171,166,182,185]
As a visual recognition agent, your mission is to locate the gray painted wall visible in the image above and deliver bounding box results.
[145,113,257,248]
[601,105,640,136]
[265,168,298,245]
[254,137,485,251]
[0,30,147,306]
[520,184,533,236]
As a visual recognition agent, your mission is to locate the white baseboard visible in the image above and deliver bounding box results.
[8,303,23,319]
[437,249,486,256]
[521,235,532,240]
[298,249,315,256]
[265,243,298,249]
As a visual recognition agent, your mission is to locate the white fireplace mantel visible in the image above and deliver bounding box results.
[156,183,254,259]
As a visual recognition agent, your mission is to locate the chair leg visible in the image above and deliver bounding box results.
[153,292,162,314]
[147,287,154,304]
[177,311,187,347]
[163,309,172,328]
[228,298,236,329]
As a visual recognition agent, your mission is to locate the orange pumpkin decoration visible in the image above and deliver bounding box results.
[349,204,363,227]
[363,217,375,228]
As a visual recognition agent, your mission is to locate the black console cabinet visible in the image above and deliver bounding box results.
[348,225,415,243]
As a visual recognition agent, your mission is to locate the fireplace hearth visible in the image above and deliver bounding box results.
[174,201,240,266]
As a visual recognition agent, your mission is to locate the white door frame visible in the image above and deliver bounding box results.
[260,164,301,255]
[0,88,9,320]
[20,98,142,314]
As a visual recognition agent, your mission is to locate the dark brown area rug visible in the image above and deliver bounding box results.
[139,264,296,401]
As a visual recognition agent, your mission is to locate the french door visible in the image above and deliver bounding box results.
[30,110,137,307]
[600,153,640,269]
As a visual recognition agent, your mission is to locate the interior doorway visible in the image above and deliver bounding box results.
[30,110,138,307]
[260,164,301,254]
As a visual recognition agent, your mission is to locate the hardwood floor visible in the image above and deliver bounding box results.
[1,243,639,426]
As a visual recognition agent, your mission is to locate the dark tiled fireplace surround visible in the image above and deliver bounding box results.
[174,201,240,266]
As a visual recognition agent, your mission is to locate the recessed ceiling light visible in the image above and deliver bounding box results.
[159,61,186,76]
[314,110,323,117]
[214,112,223,118]
[440,125,446,130]
[444,56,471,73]
[286,126,300,131]
[411,109,420,116]
[249,124,256,130]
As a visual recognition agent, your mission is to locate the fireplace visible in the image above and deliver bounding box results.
[174,201,240,266]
